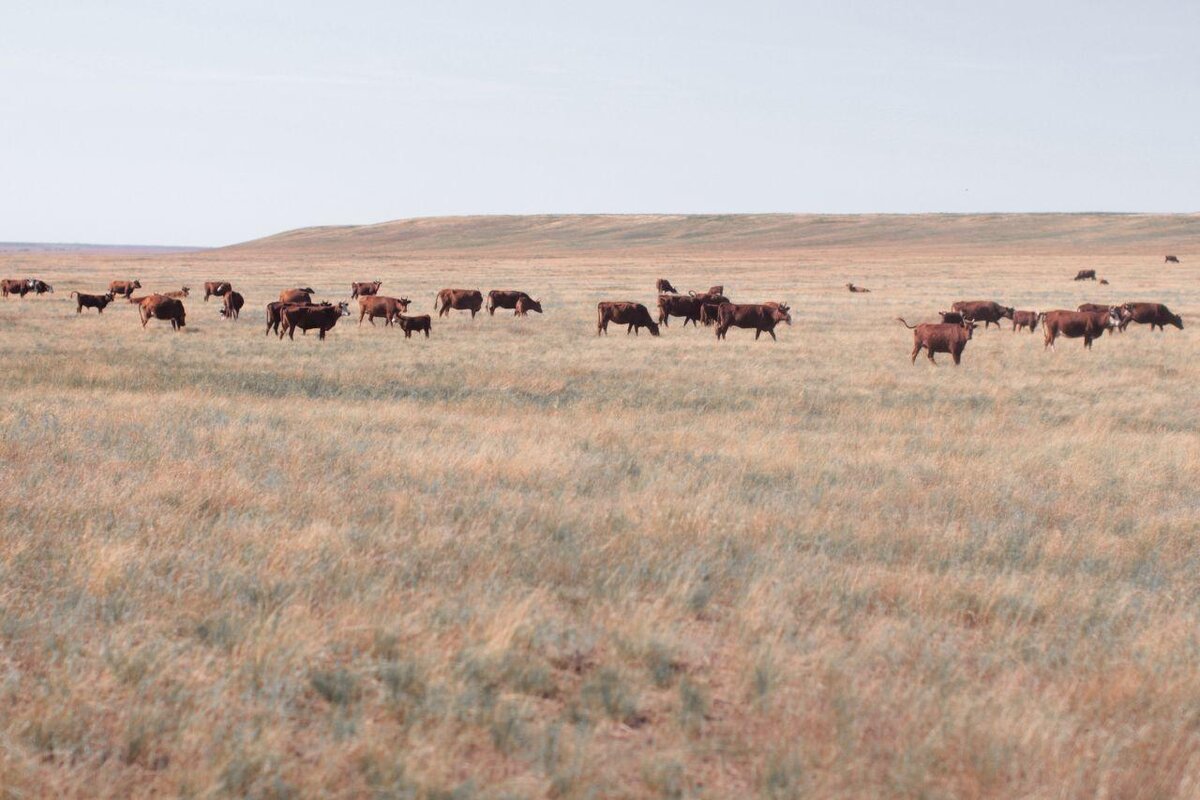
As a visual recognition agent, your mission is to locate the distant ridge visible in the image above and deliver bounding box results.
[222,213,1200,257]
[0,242,205,254]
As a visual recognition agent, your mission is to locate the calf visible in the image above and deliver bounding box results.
[1165,255,1180,264]
[351,280,383,298]
[357,295,410,326]
[656,278,679,294]
[1,279,30,298]
[951,300,1014,330]
[715,303,792,341]
[396,314,431,338]
[220,291,245,320]
[280,301,350,340]
[139,295,186,330]
[1011,310,1040,333]
[110,279,141,298]
[898,318,975,365]
[597,301,660,336]
[204,282,232,301]
[1073,269,1097,281]
[72,291,114,314]
[279,287,315,304]
[1118,302,1183,332]
[487,290,541,316]
[435,288,483,318]
[1042,309,1119,350]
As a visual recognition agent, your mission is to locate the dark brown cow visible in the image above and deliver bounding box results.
[657,294,703,327]
[279,287,315,304]
[220,291,245,320]
[28,279,53,294]
[280,301,350,340]
[139,295,186,330]
[351,281,383,298]
[847,283,871,293]
[110,279,141,298]
[950,300,1014,330]
[1011,310,1040,333]
[357,295,410,326]
[266,301,331,337]
[204,282,232,301]
[897,318,975,365]
[1042,309,1120,349]
[938,311,965,324]
[71,291,114,313]
[692,292,730,326]
[1073,269,1097,281]
[1,279,30,298]
[597,301,660,336]
[1165,255,1180,264]
[707,285,724,296]
[435,288,483,318]
[656,278,679,294]
[396,314,432,338]
[487,290,542,316]
[1099,279,1110,285]
[715,303,791,341]
[1118,302,1183,332]
[162,286,190,299]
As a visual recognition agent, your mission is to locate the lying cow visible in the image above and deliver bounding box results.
[1041,308,1120,350]
[435,288,483,318]
[162,286,190,299]
[72,291,115,314]
[1165,255,1180,264]
[110,279,141,298]
[204,281,232,301]
[1,279,29,298]
[280,301,350,340]
[951,300,1014,330]
[656,278,679,294]
[351,280,382,298]
[358,295,411,326]
[487,290,542,316]
[1118,302,1183,332]
[220,291,245,320]
[597,301,660,336]
[897,318,975,365]
[279,287,315,304]
[139,295,186,330]
[396,314,432,338]
[1073,269,1097,281]
[1012,310,1040,333]
[847,283,871,293]
[657,293,703,327]
[715,303,791,341]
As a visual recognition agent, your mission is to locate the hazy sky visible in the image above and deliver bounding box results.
[2,1,1197,245]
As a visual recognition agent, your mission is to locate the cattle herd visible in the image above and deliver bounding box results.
[0,260,1187,365]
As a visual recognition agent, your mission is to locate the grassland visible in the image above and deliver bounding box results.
[1,215,1197,798]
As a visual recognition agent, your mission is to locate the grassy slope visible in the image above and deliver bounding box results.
[0,217,1197,797]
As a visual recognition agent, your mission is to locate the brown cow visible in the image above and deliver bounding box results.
[351,280,382,298]
[897,318,975,365]
[358,295,411,326]
[280,301,350,340]
[1165,255,1180,264]
[1,279,30,298]
[657,294,703,327]
[597,301,660,336]
[435,288,483,318]
[71,291,114,313]
[487,290,542,316]
[692,292,730,326]
[279,287,315,304]
[110,279,141,298]
[1099,279,1110,285]
[951,300,1014,330]
[715,303,791,341]
[139,295,186,330]
[266,301,331,337]
[1118,302,1183,332]
[847,283,871,293]
[938,311,965,324]
[1011,310,1040,333]
[1042,309,1120,349]
[656,278,679,294]
[1076,303,1127,335]
[203,282,231,301]
[396,314,432,338]
[162,287,190,299]
[220,291,245,320]
[1073,269,1097,281]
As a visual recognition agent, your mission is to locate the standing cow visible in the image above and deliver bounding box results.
[951,300,1014,330]
[487,290,542,316]
[435,289,484,318]
[656,278,679,294]
[657,294,703,327]
[279,287,315,304]
[597,301,660,336]
[204,282,232,301]
[1117,302,1183,332]
[357,295,410,326]
[110,279,142,298]
[1,279,30,298]
[1165,255,1180,264]
[72,291,115,314]
[139,295,187,330]
[715,303,792,341]
[1041,309,1120,350]
[898,318,976,365]
[1011,310,1040,333]
[280,301,350,340]
[1073,270,1097,281]
[351,281,383,298]
[220,291,245,320]
[396,314,432,338]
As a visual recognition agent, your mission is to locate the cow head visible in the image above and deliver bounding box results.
[302,287,315,294]
[1104,309,1122,330]
[398,297,411,311]
[1002,306,1015,319]
[960,320,977,339]
[132,279,142,289]
[646,320,661,336]
[104,292,115,302]
[772,304,792,325]
[337,301,351,316]
[521,297,543,314]
[181,286,191,296]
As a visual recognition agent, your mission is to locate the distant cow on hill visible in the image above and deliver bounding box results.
[715,303,791,341]
[220,291,245,320]
[109,279,141,298]
[597,301,660,336]
[204,282,232,301]
[396,314,432,338]
[351,281,382,298]
[847,283,871,293]
[1,279,30,298]
[1118,302,1183,332]
[487,290,542,316]
[898,318,975,365]
[1165,255,1180,264]
[1041,309,1119,350]
[656,278,678,294]
[357,295,410,326]
[72,291,114,314]
[139,295,186,330]
[1073,269,1097,281]
[1011,310,1040,333]
[435,288,483,318]
[280,301,350,340]
[951,300,1014,330]
[279,287,315,304]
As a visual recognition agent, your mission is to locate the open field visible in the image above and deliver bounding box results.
[1,215,1198,798]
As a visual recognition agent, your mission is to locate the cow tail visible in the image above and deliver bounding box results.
[896,317,916,329]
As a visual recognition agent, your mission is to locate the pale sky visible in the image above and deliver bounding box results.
[2,1,1197,246]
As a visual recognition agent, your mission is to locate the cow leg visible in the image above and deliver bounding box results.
[911,343,921,363]
[767,329,777,342]
[754,330,760,340]
[77,305,82,313]
[952,348,962,365]
[423,328,429,338]
[927,349,937,364]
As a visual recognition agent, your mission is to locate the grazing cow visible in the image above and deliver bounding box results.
[28,279,53,294]
[396,314,432,338]
[162,287,190,299]
[1118,302,1183,332]
[597,301,660,336]
[139,295,186,330]
[265,301,331,337]
[357,295,410,326]
[1011,310,1040,333]
[71,291,114,314]
[435,288,483,318]
[280,301,350,340]
[1165,255,1180,264]
[715,303,792,341]
[279,287,315,304]
[1,279,30,298]
[950,300,1014,330]
[1073,269,1097,281]
[656,278,679,294]
[1042,309,1120,349]
[897,318,975,365]
[657,293,704,327]
[847,283,871,293]
[204,282,232,301]
[220,291,245,320]
[487,290,542,316]
[938,311,965,324]
[351,280,382,298]
[110,279,141,298]
[1099,279,1110,285]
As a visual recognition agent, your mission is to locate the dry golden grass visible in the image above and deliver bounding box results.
[1,216,1198,798]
